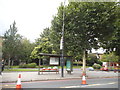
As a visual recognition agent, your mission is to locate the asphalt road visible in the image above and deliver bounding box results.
[2,77,119,89]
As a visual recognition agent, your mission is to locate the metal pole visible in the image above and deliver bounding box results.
[0,61,2,75]
[61,0,65,77]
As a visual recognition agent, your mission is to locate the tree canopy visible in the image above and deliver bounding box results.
[36,2,119,74]
[2,21,35,65]
[31,28,54,60]
[31,2,119,64]
[101,52,119,62]
[3,21,22,60]
[50,2,119,59]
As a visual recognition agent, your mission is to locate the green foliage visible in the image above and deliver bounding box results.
[31,28,56,60]
[20,38,35,63]
[10,66,19,68]
[30,46,40,60]
[97,60,102,66]
[73,62,82,66]
[86,54,102,66]
[19,63,37,68]
[50,2,119,60]
[92,64,101,69]
[3,21,22,56]
[2,21,22,66]
[26,63,37,68]
[101,3,120,58]
[49,2,119,74]
[101,52,119,62]
[87,54,98,66]
[4,69,38,72]
[33,2,119,66]
[19,64,28,68]
[2,21,36,65]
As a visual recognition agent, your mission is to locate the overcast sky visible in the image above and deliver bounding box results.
[0,0,107,53]
[0,0,67,42]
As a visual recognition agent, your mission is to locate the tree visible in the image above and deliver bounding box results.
[50,2,119,75]
[101,52,118,62]
[31,28,54,62]
[2,21,22,67]
[103,3,120,60]
[87,54,98,66]
[19,38,35,64]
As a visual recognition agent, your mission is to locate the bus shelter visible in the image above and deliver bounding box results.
[38,53,73,75]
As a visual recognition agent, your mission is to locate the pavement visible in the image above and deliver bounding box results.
[0,69,119,83]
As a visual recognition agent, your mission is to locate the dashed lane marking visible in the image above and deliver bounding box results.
[108,82,117,84]
[60,82,117,88]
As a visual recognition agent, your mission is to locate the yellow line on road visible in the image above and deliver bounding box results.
[2,84,15,88]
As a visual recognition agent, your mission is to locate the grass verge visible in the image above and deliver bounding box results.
[4,69,38,72]
[4,65,92,72]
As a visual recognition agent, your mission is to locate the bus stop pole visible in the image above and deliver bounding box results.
[0,61,2,75]
[61,53,64,77]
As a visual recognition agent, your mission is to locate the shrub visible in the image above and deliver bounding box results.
[26,63,37,68]
[19,63,37,68]
[92,64,101,69]
[97,60,102,66]
[19,64,28,68]
[73,62,82,66]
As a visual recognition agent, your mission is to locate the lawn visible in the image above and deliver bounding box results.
[4,68,38,72]
[3,65,91,72]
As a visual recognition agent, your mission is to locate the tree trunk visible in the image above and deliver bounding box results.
[8,55,11,69]
[77,60,78,66]
[82,50,86,76]
[8,59,11,69]
[109,61,112,71]
[38,59,41,75]
[11,60,14,66]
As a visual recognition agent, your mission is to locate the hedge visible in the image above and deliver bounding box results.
[19,63,37,68]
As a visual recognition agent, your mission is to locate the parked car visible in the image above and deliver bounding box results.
[100,67,108,71]
[88,67,94,71]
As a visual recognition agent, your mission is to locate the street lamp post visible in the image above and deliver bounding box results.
[60,0,65,77]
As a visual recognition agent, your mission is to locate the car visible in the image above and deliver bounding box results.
[88,67,94,71]
[100,67,108,71]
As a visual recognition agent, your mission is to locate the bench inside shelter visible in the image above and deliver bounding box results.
[40,66,59,74]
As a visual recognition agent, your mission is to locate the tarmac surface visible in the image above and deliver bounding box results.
[0,68,119,83]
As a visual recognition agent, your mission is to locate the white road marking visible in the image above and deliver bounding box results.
[60,82,117,88]
[108,82,116,84]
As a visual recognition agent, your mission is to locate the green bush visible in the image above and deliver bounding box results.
[73,62,82,66]
[92,64,101,69]
[19,63,37,68]
[19,64,28,68]
[97,60,102,66]
[26,63,37,68]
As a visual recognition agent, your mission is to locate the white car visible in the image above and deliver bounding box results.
[88,67,94,71]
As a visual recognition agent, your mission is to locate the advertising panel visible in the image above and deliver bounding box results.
[50,57,59,65]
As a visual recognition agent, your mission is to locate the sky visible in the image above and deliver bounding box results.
[0,0,67,42]
[0,0,106,53]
